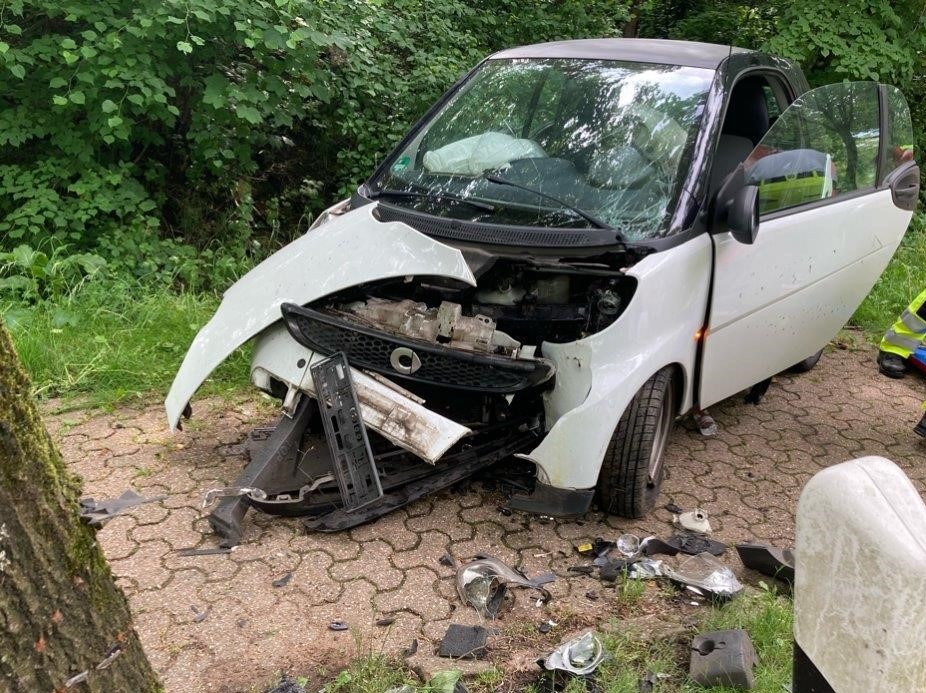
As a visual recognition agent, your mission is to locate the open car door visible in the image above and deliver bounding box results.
[699,82,919,408]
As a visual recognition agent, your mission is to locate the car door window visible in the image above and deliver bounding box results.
[880,84,915,182]
[744,81,881,215]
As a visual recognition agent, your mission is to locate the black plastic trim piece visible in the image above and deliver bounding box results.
[886,161,920,211]
[304,427,538,531]
[281,303,554,393]
[208,398,314,547]
[311,353,383,511]
[792,643,836,693]
[507,481,594,516]
[374,202,623,249]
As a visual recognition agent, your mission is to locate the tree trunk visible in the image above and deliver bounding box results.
[622,0,643,37]
[0,323,158,692]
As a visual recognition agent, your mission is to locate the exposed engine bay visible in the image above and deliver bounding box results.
[322,255,638,350]
[204,253,640,544]
[168,204,647,545]
[278,256,638,425]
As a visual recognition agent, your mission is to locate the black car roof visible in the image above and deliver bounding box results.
[490,38,750,69]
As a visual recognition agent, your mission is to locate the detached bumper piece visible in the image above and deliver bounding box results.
[281,302,553,393]
[310,352,383,511]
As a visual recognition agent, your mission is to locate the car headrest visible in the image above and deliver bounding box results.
[723,77,770,146]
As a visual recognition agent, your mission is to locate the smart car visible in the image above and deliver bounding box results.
[166,39,918,544]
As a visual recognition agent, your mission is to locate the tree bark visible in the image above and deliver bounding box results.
[0,323,158,692]
[622,0,643,37]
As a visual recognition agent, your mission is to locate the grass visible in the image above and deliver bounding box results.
[321,653,416,692]
[851,214,926,339]
[4,280,251,408]
[683,586,793,693]
[307,587,794,693]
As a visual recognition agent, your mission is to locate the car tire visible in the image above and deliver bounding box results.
[788,348,824,373]
[595,367,676,519]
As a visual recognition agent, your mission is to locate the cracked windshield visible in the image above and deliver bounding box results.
[371,58,714,240]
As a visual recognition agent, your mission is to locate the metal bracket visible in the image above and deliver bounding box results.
[207,397,314,546]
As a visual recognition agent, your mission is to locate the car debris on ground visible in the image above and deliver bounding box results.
[693,410,719,437]
[540,631,607,677]
[78,490,165,526]
[191,605,211,624]
[271,571,293,588]
[265,677,306,693]
[666,533,727,556]
[735,542,795,584]
[438,624,492,659]
[689,629,757,689]
[455,555,553,618]
[664,553,744,601]
[567,525,744,603]
[673,508,712,535]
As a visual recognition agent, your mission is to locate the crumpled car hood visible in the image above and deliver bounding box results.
[165,205,477,429]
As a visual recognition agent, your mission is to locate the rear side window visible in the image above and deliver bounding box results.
[744,81,880,216]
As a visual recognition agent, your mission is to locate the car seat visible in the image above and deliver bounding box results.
[710,76,771,193]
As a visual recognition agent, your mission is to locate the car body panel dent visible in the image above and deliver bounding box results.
[529,233,712,489]
[165,205,477,429]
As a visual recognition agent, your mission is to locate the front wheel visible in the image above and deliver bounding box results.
[595,367,676,518]
[788,348,824,373]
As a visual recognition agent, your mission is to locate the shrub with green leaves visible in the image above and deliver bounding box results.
[0,0,632,288]
[0,0,352,277]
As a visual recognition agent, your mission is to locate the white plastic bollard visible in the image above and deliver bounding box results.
[794,455,926,692]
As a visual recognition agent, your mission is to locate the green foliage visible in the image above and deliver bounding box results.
[638,0,779,48]
[852,214,926,339]
[0,0,632,287]
[766,0,926,84]
[4,280,249,404]
[0,0,350,283]
[0,243,105,305]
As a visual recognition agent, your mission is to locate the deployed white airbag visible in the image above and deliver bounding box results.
[423,131,545,175]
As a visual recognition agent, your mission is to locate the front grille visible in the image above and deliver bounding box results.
[281,303,554,393]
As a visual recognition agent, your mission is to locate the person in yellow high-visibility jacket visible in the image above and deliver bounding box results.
[878,288,926,378]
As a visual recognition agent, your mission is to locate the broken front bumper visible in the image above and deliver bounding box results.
[281,303,554,393]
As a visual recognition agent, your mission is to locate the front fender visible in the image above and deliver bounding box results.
[527,233,711,489]
[165,205,476,429]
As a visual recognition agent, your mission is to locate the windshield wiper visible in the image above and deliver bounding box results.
[369,188,495,212]
[483,174,613,231]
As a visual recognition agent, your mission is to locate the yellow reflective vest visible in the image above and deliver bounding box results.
[880,288,926,359]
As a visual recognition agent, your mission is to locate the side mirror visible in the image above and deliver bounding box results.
[726,184,760,244]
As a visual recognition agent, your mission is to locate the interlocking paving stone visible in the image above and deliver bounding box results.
[47,344,926,691]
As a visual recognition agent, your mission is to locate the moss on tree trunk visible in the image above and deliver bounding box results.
[0,323,158,692]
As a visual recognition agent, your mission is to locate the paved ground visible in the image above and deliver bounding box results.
[46,341,925,692]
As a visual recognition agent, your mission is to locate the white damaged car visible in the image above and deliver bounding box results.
[167,39,918,544]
